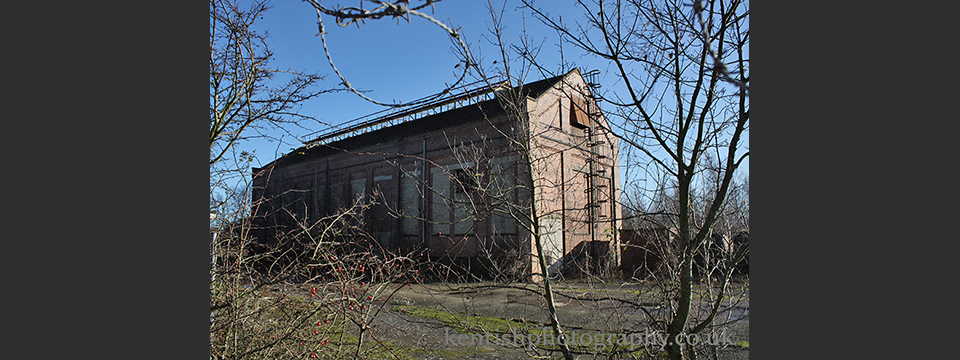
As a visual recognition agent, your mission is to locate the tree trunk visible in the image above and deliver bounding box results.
[667,172,694,360]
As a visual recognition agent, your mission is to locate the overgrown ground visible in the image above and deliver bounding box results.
[242,279,749,359]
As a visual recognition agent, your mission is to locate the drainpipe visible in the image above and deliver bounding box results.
[421,138,427,251]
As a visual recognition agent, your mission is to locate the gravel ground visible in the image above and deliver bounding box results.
[324,281,750,359]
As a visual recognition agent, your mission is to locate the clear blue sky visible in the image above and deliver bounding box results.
[243,0,605,161]
[230,0,748,196]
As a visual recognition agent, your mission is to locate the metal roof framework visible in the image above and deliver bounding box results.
[303,77,511,148]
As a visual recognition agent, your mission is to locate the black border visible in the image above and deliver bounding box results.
[11,1,212,358]
[13,1,944,358]
[749,1,945,358]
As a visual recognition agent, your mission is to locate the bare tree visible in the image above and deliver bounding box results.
[301,0,476,109]
[416,4,623,356]
[209,1,469,359]
[211,0,748,358]
[521,0,749,359]
[210,0,347,168]
[211,181,433,359]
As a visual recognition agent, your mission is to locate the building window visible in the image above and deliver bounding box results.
[454,168,481,194]
[400,170,421,236]
[570,96,591,129]
[328,181,344,213]
[430,167,451,235]
[453,168,480,235]
[491,156,518,235]
[351,177,366,202]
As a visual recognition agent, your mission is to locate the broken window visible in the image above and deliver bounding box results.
[453,168,480,194]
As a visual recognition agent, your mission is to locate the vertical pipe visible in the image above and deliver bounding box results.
[611,141,619,269]
[421,138,427,249]
[395,164,402,252]
[560,150,566,258]
[589,126,596,245]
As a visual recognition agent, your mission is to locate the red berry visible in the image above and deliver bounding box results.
[366,295,372,300]
[314,330,319,335]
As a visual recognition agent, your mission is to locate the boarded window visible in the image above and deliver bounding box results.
[541,214,563,276]
[401,170,421,236]
[328,181,344,212]
[351,177,366,202]
[349,176,368,227]
[491,156,517,235]
[314,170,328,217]
[281,187,309,227]
[372,170,396,248]
[452,168,478,235]
[303,189,313,223]
[570,96,591,128]
[281,189,294,226]
[431,167,451,235]
[453,190,475,235]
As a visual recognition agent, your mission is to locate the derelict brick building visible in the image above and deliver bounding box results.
[251,69,620,279]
